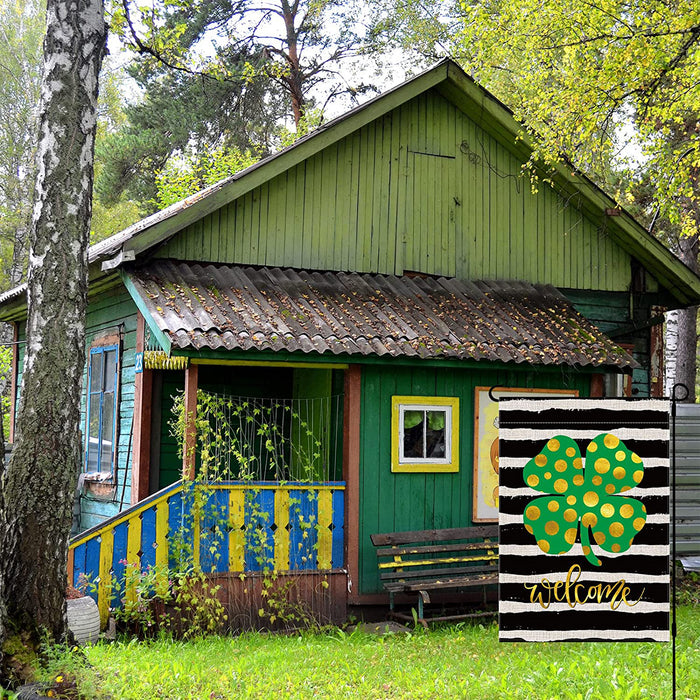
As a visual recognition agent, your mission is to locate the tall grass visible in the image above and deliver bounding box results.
[42,605,700,699]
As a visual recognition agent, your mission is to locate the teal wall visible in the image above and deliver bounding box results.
[155,89,631,292]
[356,362,591,595]
[78,285,139,531]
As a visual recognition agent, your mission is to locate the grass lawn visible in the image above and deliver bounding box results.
[35,605,700,699]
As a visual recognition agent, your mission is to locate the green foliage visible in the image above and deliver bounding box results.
[153,145,258,209]
[0,344,11,438]
[523,434,647,566]
[0,0,43,291]
[27,605,700,698]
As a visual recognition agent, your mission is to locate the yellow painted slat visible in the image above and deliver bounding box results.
[378,553,498,570]
[97,529,114,627]
[316,490,333,570]
[155,501,169,595]
[228,489,245,572]
[125,515,142,605]
[274,489,290,571]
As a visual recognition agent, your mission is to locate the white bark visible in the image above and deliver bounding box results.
[0,0,106,659]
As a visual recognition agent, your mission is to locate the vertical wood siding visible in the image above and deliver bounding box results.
[78,287,139,530]
[356,363,591,596]
[155,90,631,291]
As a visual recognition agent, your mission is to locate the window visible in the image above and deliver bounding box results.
[391,396,459,472]
[85,344,119,474]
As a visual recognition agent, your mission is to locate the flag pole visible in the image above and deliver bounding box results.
[670,383,687,700]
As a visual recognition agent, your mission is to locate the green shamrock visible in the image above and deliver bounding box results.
[522,433,647,566]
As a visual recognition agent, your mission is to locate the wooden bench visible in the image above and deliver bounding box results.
[370,525,498,627]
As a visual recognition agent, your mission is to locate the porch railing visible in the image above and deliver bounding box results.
[68,480,346,624]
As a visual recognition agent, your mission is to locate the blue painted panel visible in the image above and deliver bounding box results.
[111,521,129,609]
[331,489,345,568]
[244,489,275,572]
[167,490,188,568]
[140,506,157,571]
[289,489,318,571]
[199,489,229,574]
[84,538,101,602]
[72,543,87,588]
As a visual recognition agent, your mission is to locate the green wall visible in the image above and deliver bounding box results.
[155,89,631,292]
[356,362,591,595]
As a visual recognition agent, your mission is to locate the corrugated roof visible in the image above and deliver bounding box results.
[126,262,637,369]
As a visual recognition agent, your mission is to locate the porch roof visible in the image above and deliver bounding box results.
[125,261,637,369]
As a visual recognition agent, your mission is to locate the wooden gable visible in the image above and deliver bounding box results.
[155,88,631,292]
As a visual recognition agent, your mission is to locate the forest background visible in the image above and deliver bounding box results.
[1,0,699,411]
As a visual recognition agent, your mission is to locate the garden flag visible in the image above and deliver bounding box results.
[498,398,670,642]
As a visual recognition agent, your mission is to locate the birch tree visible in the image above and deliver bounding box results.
[0,0,107,678]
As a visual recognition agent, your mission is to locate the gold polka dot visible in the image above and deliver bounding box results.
[535,454,547,467]
[565,528,577,544]
[554,479,568,493]
[547,501,560,512]
[631,453,642,464]
[619,504,634,519]
[633,517,645,531]
[595,458,610,474]
[615,450,626,462]
[525,506,540,521]
[609,522,624,538]
[600,503,615,518]
[592,475,602,486]
[537,539,550,553]
[605,484,616,494]
[567,495,577,505]
[583,491,599,508]
[545,521,559,536]
[566,447,576,457]
[555,459,568,472]
[572,475,584,486]
[613,466,626,480]
[573,457,583,470]
[564,509,577,522]
[604,434,619,449]
[527,474,540,488]
[547,439,560,452]
[594,531,606,545]
[641,504,646,514]
[633,470,643,484]
[612,544,621,553]
[588,441,598,453]
[544,472,552,480]
[582,545,591,556]
[581,512,597,528]
[621,485,631,493]
[525,524,533,534]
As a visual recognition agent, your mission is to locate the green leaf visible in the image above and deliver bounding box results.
[523,433,647,566]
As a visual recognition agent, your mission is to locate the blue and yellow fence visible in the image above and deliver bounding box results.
[68,481,346,624]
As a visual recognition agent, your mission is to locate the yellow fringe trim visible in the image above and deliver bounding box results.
[144,351,189,370]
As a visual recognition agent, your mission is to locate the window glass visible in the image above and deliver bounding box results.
[85,344,119,474]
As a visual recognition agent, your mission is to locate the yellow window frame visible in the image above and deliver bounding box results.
[391,396,459,473]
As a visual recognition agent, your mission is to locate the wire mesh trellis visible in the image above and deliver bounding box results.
[189,390,344,482]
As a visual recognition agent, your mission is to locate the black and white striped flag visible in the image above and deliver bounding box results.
[498,398,669,642]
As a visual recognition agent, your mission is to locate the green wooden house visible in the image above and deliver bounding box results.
[2,59,699,623]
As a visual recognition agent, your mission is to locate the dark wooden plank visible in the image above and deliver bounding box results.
[380,563,497,581]
[370,524,498,546]
[384,574,498,593]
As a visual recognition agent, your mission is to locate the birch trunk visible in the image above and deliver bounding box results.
[666,233,699,402]
[0,0,106,663]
